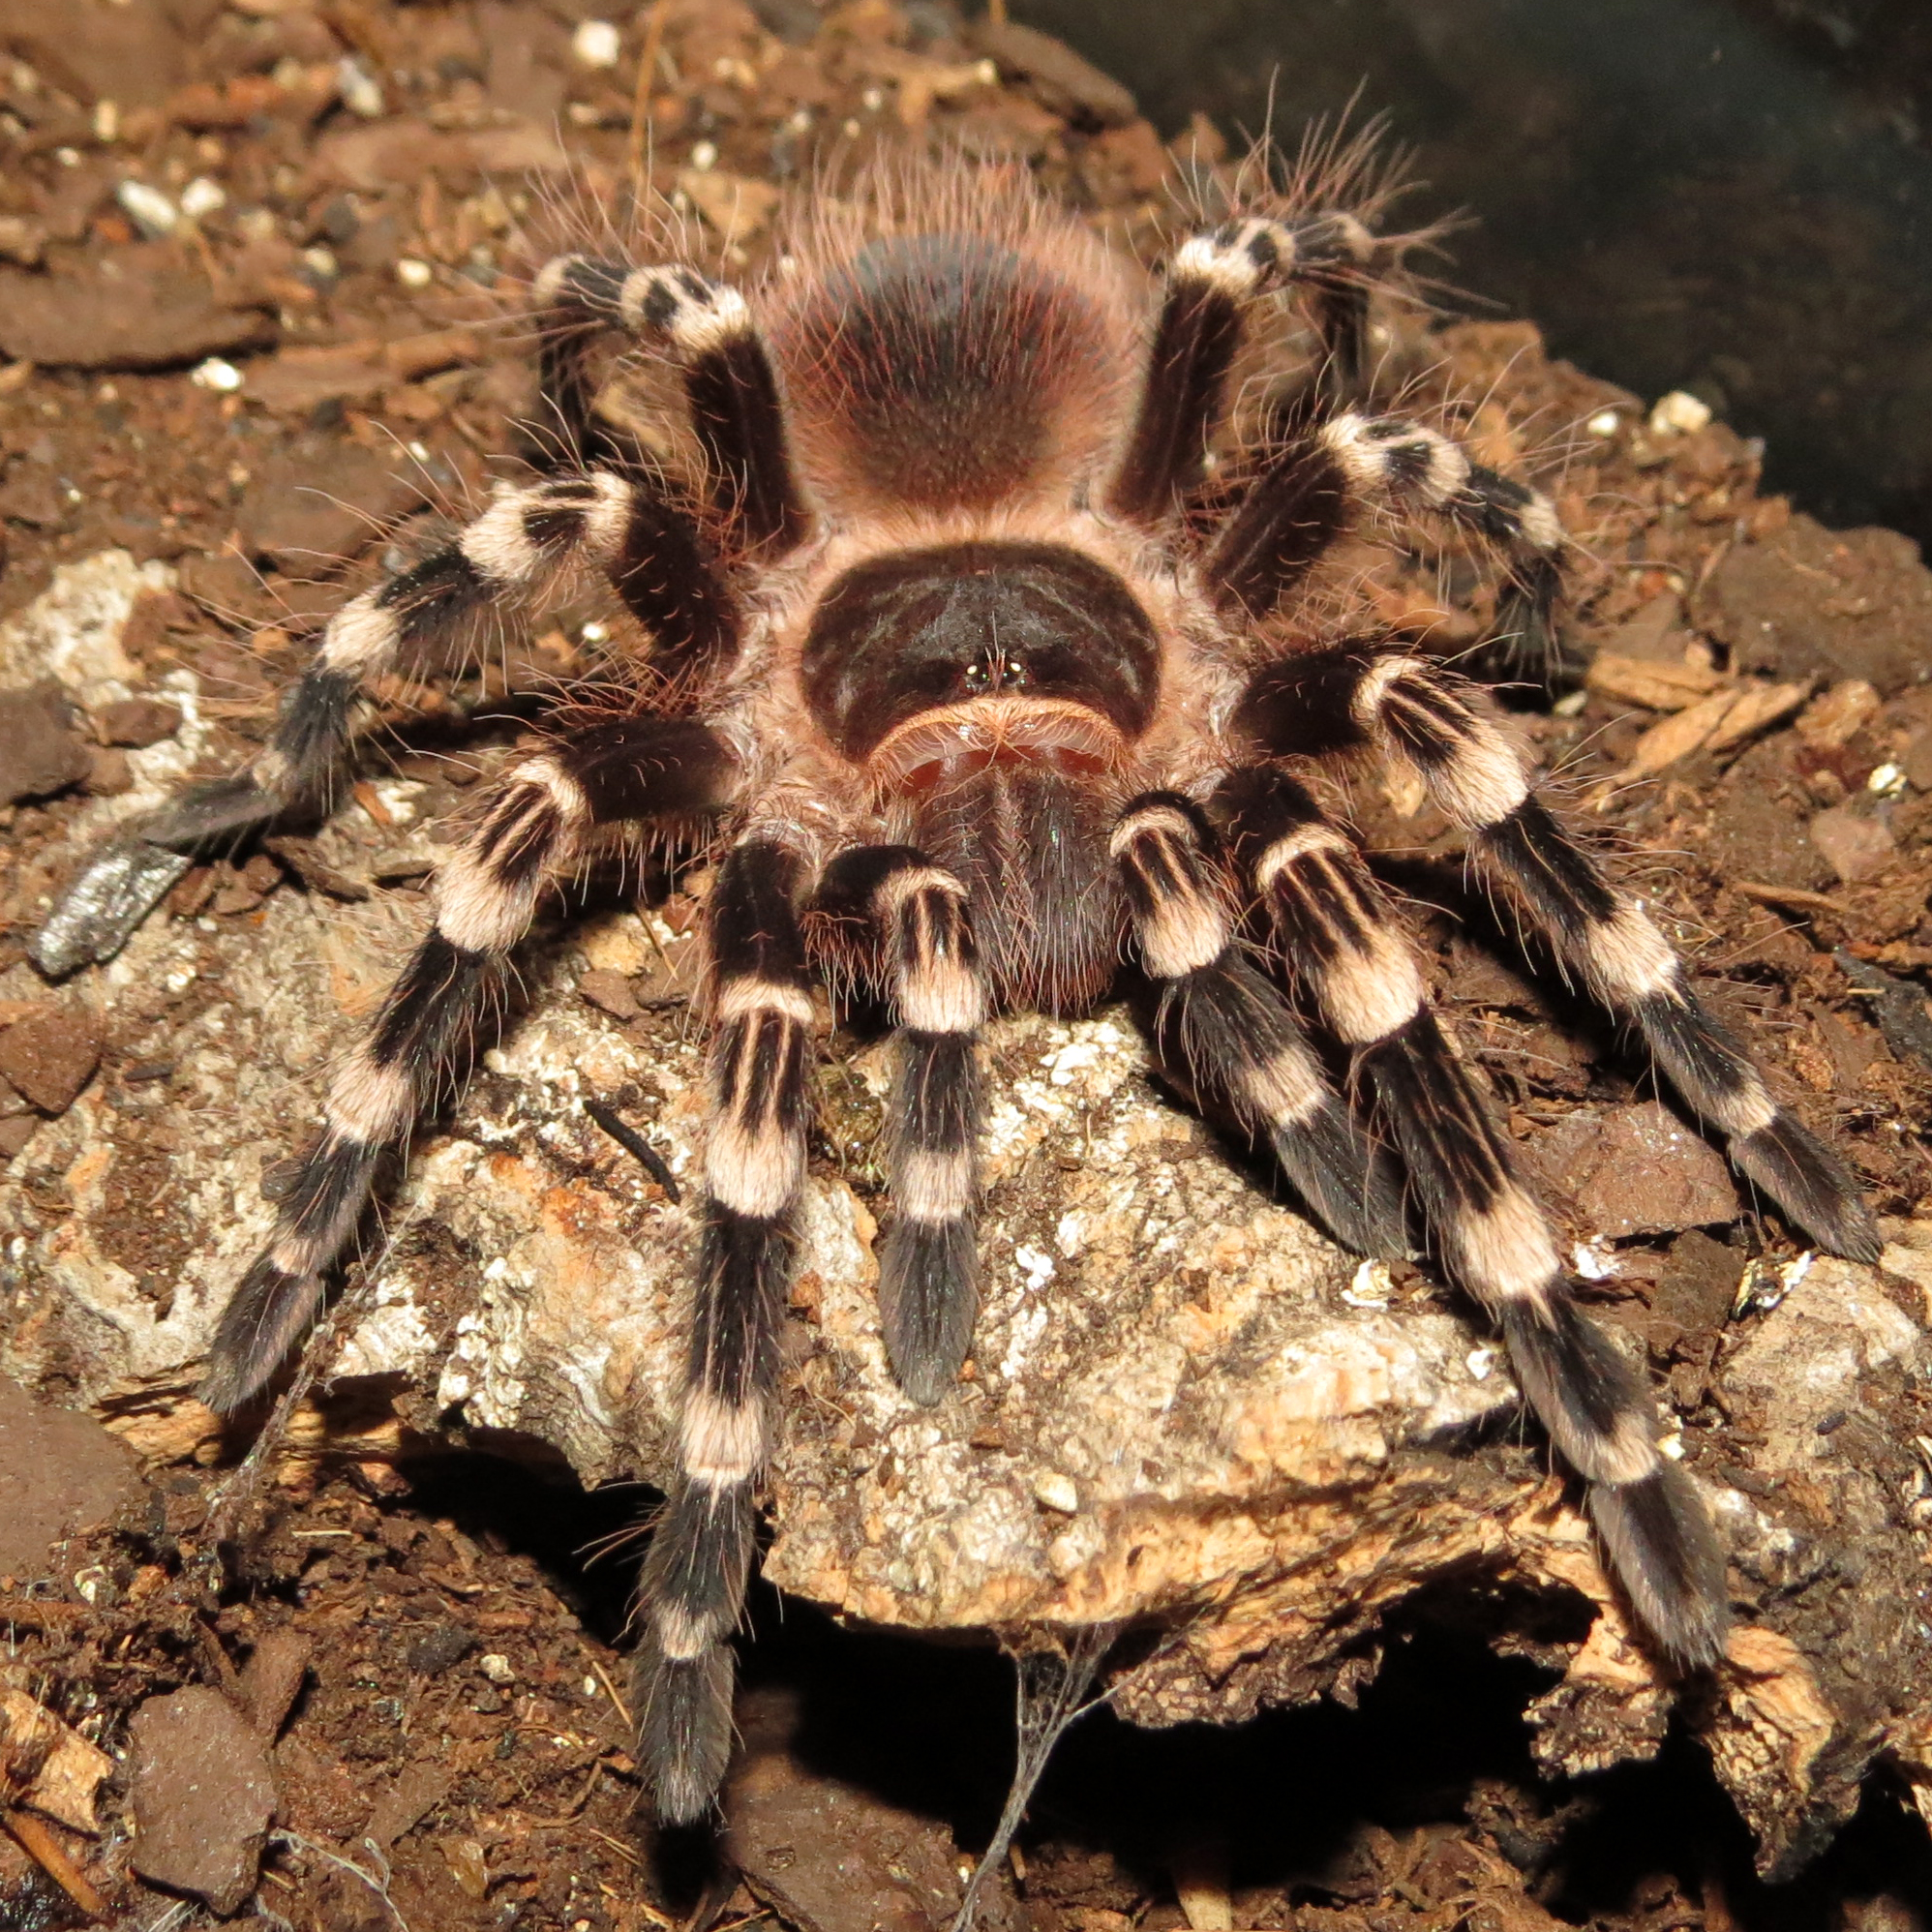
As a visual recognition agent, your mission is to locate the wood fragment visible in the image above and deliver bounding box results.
[1585,651,1726,709]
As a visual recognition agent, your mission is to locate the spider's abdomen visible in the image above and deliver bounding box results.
[771,234,1128,513]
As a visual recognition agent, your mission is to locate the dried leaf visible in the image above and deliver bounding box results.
[678,169,781,242]
[1795,678,1881,749]
[1617,680,1808,780]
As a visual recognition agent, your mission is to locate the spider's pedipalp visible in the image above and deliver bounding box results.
[819,846,989,1403]
[1209,410,1565,678]
[636,838,813,1824]
[535,252,808,551]
[1112,794,1404,1256]
[197,720,737,1413]
[1108,212,1381,525]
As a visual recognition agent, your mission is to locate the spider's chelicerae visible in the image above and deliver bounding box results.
[38,154,1879,1822]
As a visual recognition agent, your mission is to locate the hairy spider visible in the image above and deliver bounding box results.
[35,151,1879,1825]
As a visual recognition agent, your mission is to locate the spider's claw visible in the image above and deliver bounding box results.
[1587,1464,1731,1672]
[1269,1102,1407,1261]
[30,838,194,977]
[880,1217,980,1405]
[1732,1115,1883,1265]
[199,1251,326,1413]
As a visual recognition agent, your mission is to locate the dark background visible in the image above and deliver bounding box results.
[1012,0,1932,551]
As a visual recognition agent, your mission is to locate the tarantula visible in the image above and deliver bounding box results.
[35,153,1878,1824]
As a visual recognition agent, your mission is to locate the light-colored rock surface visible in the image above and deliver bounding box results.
[4,554,1931,1879]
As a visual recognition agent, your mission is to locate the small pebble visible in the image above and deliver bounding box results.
[178,176,226,221]
[689,139,718,170]
[191,357,243,393]
[572,18,621,67]
[1032,1471,1079,1515]
[1648,389,1712,437]
[94,696,182,748]
[1585,408,1623,438]
[478,1653,516,1685]
[115,180,178,240]
[337,56,385,118]
[396,257,434,289]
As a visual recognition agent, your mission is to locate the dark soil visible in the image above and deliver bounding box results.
[2,2,1932,1929]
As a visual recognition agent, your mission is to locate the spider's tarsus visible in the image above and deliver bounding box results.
[634,1639,735,1826]
[1587,1464,1731,1671]
[1732,1116,1884,1264]
[1268,1105,1408,1260]
[200,1252,326,1414]
[880,1217,980,1404]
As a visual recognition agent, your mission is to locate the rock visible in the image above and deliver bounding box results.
[1520,1102,1739,1238]
[309,117,568,195]
[0,1376,140,1581]
[5,744,1931,1874]
[727,1686,1023,1932]
[0,685,90,805]
[236,438,430,572]
[1702,748,1835,891]
[127,1687,277,1916]
[0,253,276,373]
[238,1629,313,1741]
[92,697,182,748]
[0,1006,105,1113]
[0,550,177,706]
[1707,514,1932,695]
[576,968,641,1021]
[1809,803,1895,885]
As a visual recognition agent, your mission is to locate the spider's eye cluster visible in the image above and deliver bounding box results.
[962,655,1032,694]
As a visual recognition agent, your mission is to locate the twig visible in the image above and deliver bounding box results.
[628,0,668,198]
[3,1806,107,1918]
[588,1098,681,1201]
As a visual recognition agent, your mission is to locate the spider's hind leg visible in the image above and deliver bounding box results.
[534,254,809,554]
[1106,212,1389,526]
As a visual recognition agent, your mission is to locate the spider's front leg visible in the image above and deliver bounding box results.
[33,472,740,976]
[1109,793,1404,1257]
[197,715,737,1411]
[635,836,817,1822]
[1213,763,1729,1666]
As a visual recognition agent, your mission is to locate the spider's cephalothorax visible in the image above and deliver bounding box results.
[36,157,1880,1823]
